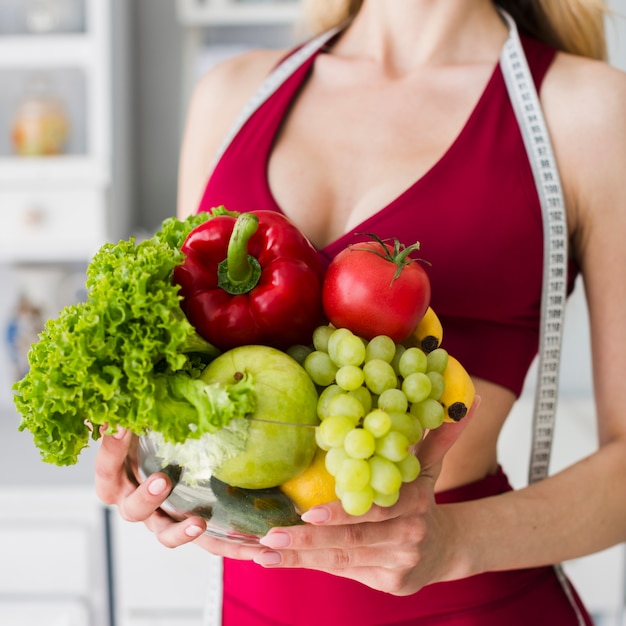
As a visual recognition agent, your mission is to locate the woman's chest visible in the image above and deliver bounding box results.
[267,64,497,249]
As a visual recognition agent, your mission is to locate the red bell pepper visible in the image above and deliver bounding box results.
[173,209,324,351]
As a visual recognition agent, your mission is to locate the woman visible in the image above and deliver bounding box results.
[95,1,626,623]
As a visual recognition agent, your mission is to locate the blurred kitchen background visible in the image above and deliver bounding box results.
[0,1,624,625]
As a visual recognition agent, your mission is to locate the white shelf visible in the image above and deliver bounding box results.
[0,34,95,68]
[0,154,109,185]
[177,0,301,25]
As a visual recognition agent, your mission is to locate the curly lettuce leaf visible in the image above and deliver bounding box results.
[13,213,256,466]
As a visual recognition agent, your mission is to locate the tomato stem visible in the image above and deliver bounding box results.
[353,233,428,283]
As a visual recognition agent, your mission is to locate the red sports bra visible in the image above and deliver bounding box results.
[197,35,578,397]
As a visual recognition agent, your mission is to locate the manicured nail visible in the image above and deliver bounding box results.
[185,525,203,538]
[147,477,167,495]
[259,532,291,549]
[256,551,282,566]
[301,507,330,524]
[113,426,126,439]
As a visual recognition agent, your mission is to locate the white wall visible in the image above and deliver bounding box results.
[607,0,626,70]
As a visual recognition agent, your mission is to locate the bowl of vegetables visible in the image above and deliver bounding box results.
[13,209,475,546]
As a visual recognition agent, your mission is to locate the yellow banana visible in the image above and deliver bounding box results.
[439,355,475,422]
[413,306,443,353]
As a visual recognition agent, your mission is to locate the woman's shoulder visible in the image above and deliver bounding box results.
[177,48,289,218]
[541,52,626,243]
[191,47,290,123]
[542,52,626,135]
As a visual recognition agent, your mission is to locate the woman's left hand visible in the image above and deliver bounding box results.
[251,401,478,595]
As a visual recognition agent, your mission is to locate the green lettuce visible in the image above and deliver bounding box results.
[13,213,257,466]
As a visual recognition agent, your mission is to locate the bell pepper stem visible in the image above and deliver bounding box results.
[218,213,263,295]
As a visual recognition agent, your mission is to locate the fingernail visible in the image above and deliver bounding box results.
[255,551,282,566]
[301,507,330,524]
[185,524,203,538]
[148,477,167,495]
[113,426,126,440]
[259,532,290,549]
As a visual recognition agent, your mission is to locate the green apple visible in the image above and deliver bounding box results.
[201,345,319,489]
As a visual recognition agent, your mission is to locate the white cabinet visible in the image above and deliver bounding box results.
[0,0,131,263]
[0,487,112,626]
[110,514,213,626]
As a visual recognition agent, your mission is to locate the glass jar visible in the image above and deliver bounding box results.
[11,74,70,156]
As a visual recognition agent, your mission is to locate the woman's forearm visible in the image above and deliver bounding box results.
[448,436,626,578]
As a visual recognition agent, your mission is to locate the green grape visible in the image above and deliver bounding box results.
[398,347,428,378]
[327,392,365,423]
[402,371,432,403]
[341,487,374,516]
[335,458,371,491]
[317,384,343,421]
[303,350,338,387]
[377,388,409,413]
[410,398,445,430]
[349,386,373,414]
[427,371,445,400]
[336,364,365,391]
[332,332,367,367]
[343,427,376,460]
[327,328,353,361]
[363,409,392,438]
[375,430,410,462]
[365,334,396,363]
[315,427,331,451]
[325,445,349,476]
[389,411,423,445]
[317,415,354,448]
[396,453,421,483]
[373,489,400,508]
[390,343,406,376]
[286,344,312,365]
[363,359,398,395]
[369,455,403,495]
[426,348,449,374]
[312,325,334,352]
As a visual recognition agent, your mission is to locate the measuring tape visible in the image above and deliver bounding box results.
[499,11,568,488]
[203,12,578,626]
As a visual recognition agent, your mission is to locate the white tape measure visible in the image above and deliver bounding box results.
[499,11,568,488]
[203,12,578,626]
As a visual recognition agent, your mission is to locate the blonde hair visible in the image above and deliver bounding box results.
[301,0,608,60]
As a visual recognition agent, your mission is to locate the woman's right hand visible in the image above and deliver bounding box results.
[94,427,208,547]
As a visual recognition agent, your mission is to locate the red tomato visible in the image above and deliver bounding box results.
[322,238,431,342]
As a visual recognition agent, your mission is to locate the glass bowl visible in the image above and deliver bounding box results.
[137,418,318,545]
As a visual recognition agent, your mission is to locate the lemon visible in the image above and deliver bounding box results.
[280,448,338,512]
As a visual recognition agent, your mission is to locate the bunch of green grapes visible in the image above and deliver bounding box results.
[289,325,449,516]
